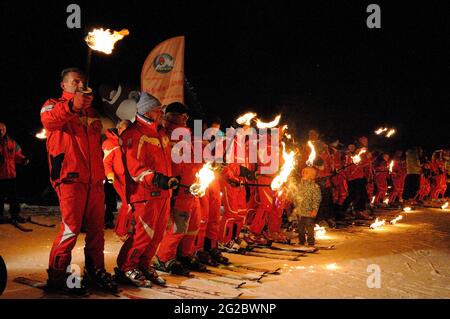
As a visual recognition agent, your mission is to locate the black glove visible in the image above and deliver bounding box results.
[239,166,257,181]
[153,173,180,190]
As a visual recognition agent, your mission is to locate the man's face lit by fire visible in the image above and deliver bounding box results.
[61,72,85,93]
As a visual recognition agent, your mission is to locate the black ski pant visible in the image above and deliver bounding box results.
[347,178,368,212]
[316,179,333,220]
[104,182,117,223]
[297,216,315,246]
[0,178,20,218]
[403,174,420,200]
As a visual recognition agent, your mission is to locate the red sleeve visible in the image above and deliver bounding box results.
[40,99,78,131]
[14,142,26,164]
[102,140,116,177]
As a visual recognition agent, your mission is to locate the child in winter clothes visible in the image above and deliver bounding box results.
[293,167,322,246]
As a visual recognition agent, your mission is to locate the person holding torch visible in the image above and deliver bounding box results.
[40,68,117,295]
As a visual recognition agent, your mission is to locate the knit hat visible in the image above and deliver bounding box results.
[136,92,161,115]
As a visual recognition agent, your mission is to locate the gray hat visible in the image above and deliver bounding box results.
[136,92,161,115]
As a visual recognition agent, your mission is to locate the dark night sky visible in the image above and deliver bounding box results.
[0,0,449,198]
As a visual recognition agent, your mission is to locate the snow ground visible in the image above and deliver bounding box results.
[1,205,449,299]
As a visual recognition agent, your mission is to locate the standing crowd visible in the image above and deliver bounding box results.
[0,67,448,295]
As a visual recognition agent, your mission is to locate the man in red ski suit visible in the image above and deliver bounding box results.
[102,120,130,238]
[195,118,229,265]
[373,153,390,205]
[430,152,447,199]
[0,122,28,223]
[115,92,179,287]
[41,68,116,295]
[416,161,431,201]
[344,144,371,219]
[219,125,255,246]
[156,102,208,275]
[329,142,348,220]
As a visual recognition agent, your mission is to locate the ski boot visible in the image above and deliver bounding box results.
[209,248,230,265]
[10,214,27,224]
[114,267,152,288]
[196,250,219,266]
[264,231,288,244]
[244,233,269,246]
[83,268,118,293]
[45,269,89,297]
[154,257,191,276]
[178,255,208,272]
[140,265,166,286]
[355,211,372,220]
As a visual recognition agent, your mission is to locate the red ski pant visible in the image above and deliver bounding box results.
[331,173,348,205]
[268,194,286,233]
[431,175,447,199]
[157,195,201,262]
[249,186,274,235]
[49,182,105,274]
[366,180,374,200]
[113,178,130,240]
[374,172,388,204]
[195,183,221,250]
[389,174,406,204]
[416,175,431,200]
[219,183,247,243]
[117,197,170,272]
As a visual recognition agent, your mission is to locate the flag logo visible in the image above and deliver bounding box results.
[153,53,174,73]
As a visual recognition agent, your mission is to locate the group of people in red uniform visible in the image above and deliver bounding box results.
[0,66,445,296]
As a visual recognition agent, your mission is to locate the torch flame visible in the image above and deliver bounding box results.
[36,128,47,139]
[352,148,367,164]
[256,114,281,129]
[383,198,389,205]
[314,224,327,238]
[389,160,394,173]
[189,162,215,197]
[236,112,257,126]
[386,129,396,138]
[85,28,129,54]
[403,206,412,212]
[375,127,388,135]
[442,202,449,209]
[371,196,376,204]
[390,215,403,225]
[370,218,386,229]
[305,141,316,167]
[271,142,296,191]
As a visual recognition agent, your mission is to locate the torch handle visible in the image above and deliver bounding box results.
[80,48,93,94]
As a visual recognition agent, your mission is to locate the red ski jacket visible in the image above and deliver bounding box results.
[0,136,26,179]
[40,91,105,187]
[121,113,172,203]
[102,129,125,180]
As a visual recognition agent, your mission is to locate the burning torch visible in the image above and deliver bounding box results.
[83,28,129,93]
